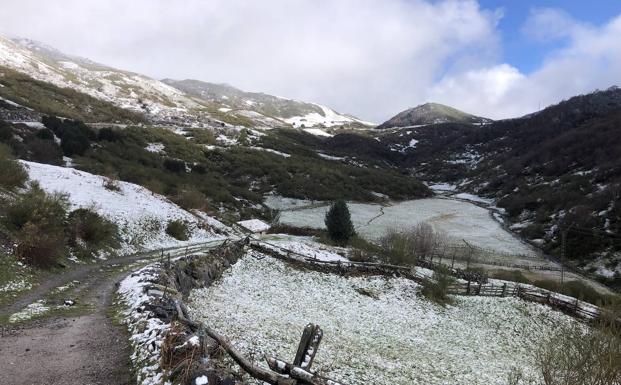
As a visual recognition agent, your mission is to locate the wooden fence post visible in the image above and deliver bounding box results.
[466,281,471,295]
[501,283,507,297]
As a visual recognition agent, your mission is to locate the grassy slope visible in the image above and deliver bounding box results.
[0,66,144,123]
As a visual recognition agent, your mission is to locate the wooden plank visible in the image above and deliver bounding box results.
[293,324,315,367]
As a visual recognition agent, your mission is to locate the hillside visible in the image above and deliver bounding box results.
[0,66,144,123]
[162,78,373,129]
[378,88,621,285]
[376,102,491,129]
[0,35,371,131]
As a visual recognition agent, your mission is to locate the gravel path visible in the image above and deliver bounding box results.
[0,240,225,385]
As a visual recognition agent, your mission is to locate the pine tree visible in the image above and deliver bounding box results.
[324,200,355,243]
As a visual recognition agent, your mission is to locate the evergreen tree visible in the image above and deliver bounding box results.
[324,200,355,243]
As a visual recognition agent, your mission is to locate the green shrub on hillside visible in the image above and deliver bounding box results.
[67,208,119,249]
[173,187,206,210]
[420,266,455,307]
[166,219,189,241]
[3,183,69,267]
[0,144,28,189]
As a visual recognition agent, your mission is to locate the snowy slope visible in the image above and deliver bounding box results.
[190,255,576,385]
[284,103,374,128]
[162,78,374,129]
[0,35,204,123]
[21,161,228,252]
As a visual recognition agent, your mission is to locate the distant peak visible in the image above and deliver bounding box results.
[376,102,491,129]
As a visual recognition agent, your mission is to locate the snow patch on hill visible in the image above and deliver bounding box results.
[285,104,372,128]
[21,161,228,253]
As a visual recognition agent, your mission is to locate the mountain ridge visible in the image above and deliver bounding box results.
[376,102,491,129]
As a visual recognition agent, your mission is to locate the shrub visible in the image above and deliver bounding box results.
[379,223,447,265]
[173,187,205,210]
[166,219,189,241]
[3,183,69,233]
[67,208,119,249]
[379,228,417,265]
[103,175,121,192]
[35,128,55,140]
[0,144,28,189]
[536,312,621,385]
[97,127,123,142]
[163,158,186,173]
[420,266,454,306]
[24,138,64,165]
[324,200,355,243]
[15,222,65,267]
[4,183,69,267]
[61,128,91,156]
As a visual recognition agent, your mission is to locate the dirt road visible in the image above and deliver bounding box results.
[0,240,225,385]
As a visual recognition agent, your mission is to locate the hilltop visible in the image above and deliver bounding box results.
[376,102,491,129]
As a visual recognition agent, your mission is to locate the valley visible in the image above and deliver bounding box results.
[0,18,620,385]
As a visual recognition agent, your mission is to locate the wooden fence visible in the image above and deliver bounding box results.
[448,281,603,321]
[250,240,620,326]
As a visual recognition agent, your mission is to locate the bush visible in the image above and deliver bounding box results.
[3,183,69,267]
[324,200,355,243]
[24,138,64,165]
[67,208,119,249]
[3,183,69,233]
[15,223,65,267]
[97,127,123,142]
[379,228,418,265]
[173,187,205,210]
[163,158,186,173]
[379,223,447,265]
[536,311,621,385]
[420,266,454,306]
[35,128,55,140]
[166,219,189,241]
[0,144,28,189]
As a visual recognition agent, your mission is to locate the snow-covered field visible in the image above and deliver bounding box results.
[22,161,228,254]
[189,255,576,385]
[268,197,536,257]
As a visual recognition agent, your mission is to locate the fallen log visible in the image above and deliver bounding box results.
[202,325,296,385]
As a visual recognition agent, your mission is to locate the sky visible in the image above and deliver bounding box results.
[0,0,620,122]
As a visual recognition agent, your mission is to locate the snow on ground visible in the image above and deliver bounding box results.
[258,234,348,262]
[303,128,333,137]
[145,143,165,153]
[8,300,50,323]
[317,152,345,161]
[189,255,576,385]
[117,263,171,385]
[22,161,227,253]
[237,219,271,233]
[268,197,536,257]
[248,146,291,158]
[427,183,457,192]
[285,104,371,128]
[452,193,494,205]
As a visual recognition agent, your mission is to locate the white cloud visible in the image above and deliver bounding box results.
[0,2,619,122]
[429,10,621,119]
[0,0,500,122]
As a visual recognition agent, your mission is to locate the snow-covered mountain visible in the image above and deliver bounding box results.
[162,79,374,129]
[0,34,372,131]
[0,35,205,124]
